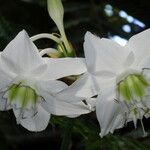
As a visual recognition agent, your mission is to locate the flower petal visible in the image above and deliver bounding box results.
[66,98,96,118]
[36,79,68,94]
[137,55,150,71]
[123,51,135,69]
[84,32,131,73]
[41,94,91,116]
[96,85,126,137]
[13,105,50,132]
[35,79,92,116]
[0,54,16,90]
[42,57,87,80]
[126,29,150,67]
[56,73,98,102]
[86,97,96,111]
[0,66,15,90]
[141,67,150,85]
[1,30,46,75]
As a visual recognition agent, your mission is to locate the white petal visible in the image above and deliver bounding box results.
[66,97,96,117]
[0,66,15,90]
[123,51,135,69]
[41,94,91,116]
[36,79,68,94]
[66,114,81,118]
[1,30,46,75]
[137,55,150,71]
[84,32,131,73]
[13,105,50,132]
[85,97,96,111]
[126,29,150,67]
[42,57,87,80]
[96,85,126,137]
[36,79,91,116]
[0,54,16,90]
[141,68,150,85]
[56,73,98,102]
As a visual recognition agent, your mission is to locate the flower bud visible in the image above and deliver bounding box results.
[47,0,64,32]
[47,0,75,55]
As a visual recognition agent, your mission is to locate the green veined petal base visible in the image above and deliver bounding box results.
[5,83,38,109]
[117,74,149,102]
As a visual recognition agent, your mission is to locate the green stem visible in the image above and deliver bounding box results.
[59,27,72,53]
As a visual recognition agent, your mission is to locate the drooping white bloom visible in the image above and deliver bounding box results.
[58,29,150,137]
[0,30,91,131]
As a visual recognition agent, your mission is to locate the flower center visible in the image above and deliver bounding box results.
[117,74,149,102]
[4,83,38,109]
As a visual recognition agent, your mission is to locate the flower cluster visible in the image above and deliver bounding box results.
[1,0,150,138]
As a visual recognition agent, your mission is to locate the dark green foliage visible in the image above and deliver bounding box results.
[51,115,150,150]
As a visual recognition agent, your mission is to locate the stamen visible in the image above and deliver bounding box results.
[52,33,61,38]
[40,48,59,56]
[140,119,147,137]
[30,33,61,43]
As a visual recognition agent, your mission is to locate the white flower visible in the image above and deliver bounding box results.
[0,30,91,131]
[58,29,150,137]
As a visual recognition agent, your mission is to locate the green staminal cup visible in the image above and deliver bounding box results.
[117,74,149,102]
[6,83,38,109]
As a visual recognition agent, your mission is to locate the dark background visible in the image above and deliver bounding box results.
[0,0,150,150]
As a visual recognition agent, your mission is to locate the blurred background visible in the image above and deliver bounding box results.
[0,0,150,149]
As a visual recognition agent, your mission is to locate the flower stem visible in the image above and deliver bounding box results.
[140,119,147,137]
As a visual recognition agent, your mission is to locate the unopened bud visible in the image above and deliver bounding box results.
[47,0,64,32]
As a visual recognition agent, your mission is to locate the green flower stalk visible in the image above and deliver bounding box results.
[47,0,75,57]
